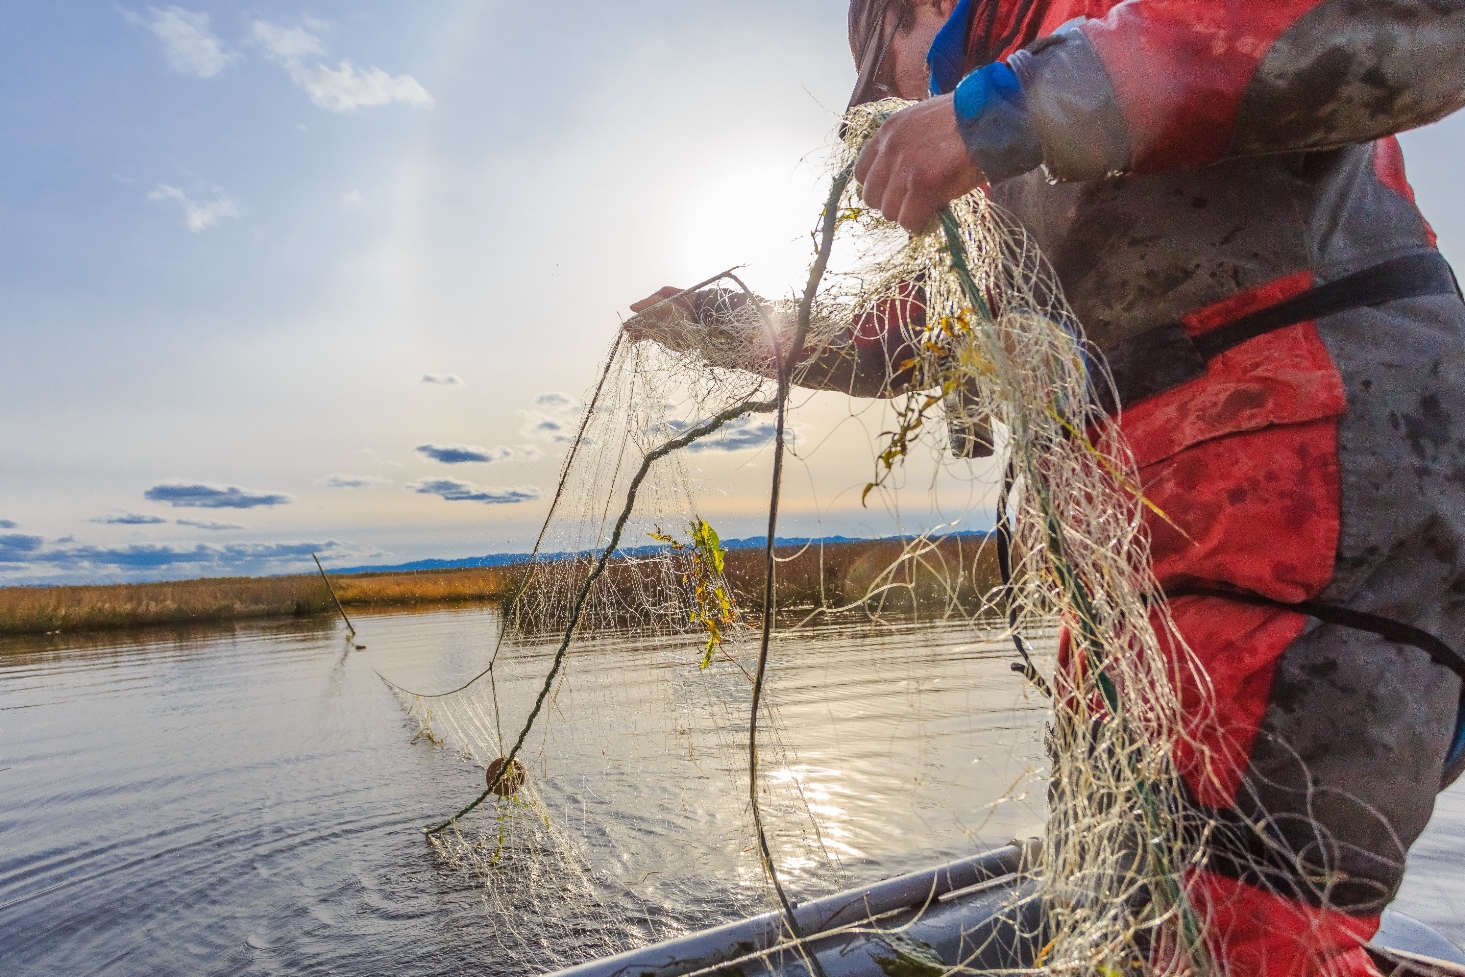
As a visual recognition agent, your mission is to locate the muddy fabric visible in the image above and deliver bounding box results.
[917,2,1465,972]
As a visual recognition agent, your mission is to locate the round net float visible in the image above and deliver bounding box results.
[485,756,527,797]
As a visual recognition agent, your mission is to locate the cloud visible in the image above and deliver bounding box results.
[31,540,346,571]
[518,392,584,444]
[148,184,241,232]
[176,519,244,531]
[252,20,434,113]
[0,535,384,583]
[519,412,575,442]
[0,520,17,530]
[323,474,391,489]
[407,478,540,505]
[125,6,237,79]
[421,373,462,386]
[342,189,363,210]
[94,512,168,525]
[415,443,516,465]
[667,414,784,453]
[251,21,324,60]
[296,63,434,113]
[0,534,45,563]
[144,482,292,509]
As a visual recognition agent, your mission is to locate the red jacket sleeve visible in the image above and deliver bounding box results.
[1008,0,1465,180]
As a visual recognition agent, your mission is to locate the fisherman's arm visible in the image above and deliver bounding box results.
[860,0,1465,229]
[626,286,919,399]
[1013,0,1465,180]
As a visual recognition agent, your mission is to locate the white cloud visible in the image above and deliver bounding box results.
[252,20,433,113]
[148,184,241,232]
[422,373,462,386]
[323,474,391,489]
[294,62,434,113]
[342,189,363,210]
[250,21,324,61]
[126,6,237,79]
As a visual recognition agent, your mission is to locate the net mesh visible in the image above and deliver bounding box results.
[380,98,1227,975]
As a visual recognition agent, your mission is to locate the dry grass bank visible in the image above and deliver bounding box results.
[0,536,1000,638]
[0,575,337,637]
[0,567,523,638]
[331,566,521,608]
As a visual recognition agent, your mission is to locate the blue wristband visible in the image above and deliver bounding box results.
[952,61,1043,183]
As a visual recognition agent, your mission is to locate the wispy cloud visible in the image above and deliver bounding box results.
[407,478,540,505]
[672,414,784,453]
[323,474,391,489]
[0,520,17,530]
[518,391,583,444]
[125,6,237,79]
[421,373,462,386]
[144,482,292,509]
[176,518,244,531]
[148,184,240,232]
[252,20,434,113]
[94,512,168,525]
[415,443,516,465]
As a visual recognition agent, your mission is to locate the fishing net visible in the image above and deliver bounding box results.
[381,98,1223,976]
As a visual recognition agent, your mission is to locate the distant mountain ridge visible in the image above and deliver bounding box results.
[332,530,992,576]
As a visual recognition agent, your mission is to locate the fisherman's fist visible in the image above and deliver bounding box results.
[626,286,696,348]
[854,93,986,236]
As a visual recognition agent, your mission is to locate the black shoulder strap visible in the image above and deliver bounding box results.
[1096,250,1462,414]
[1168,585,1465,687]
[1192,252,1461,361]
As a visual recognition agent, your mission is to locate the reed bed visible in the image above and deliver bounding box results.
[0,537,1001,638]
[331,567,522,608]
[0,575,337,637]
[0,568,520,638]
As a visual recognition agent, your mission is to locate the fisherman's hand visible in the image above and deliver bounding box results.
[854,93,986,236]
[626,286,696,348]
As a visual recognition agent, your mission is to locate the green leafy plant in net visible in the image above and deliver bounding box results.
[650,518,738,669]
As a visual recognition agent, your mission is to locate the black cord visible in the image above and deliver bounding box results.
[745,170,852,977]
[996,461,1052,697]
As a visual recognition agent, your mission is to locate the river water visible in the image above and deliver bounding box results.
[1,608,1460,975]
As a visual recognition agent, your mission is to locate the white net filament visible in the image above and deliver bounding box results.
[380,98,1226,976]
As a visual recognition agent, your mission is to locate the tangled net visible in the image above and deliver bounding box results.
[382,99,1223,976]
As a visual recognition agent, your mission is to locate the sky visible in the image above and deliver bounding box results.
[3,2,1465,585]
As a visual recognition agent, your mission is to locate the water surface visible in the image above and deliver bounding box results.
[0,608,1459,975]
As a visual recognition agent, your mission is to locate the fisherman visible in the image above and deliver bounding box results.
[630,2,1465,975]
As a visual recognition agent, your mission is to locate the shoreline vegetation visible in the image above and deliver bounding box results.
[0,536,1002,639]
